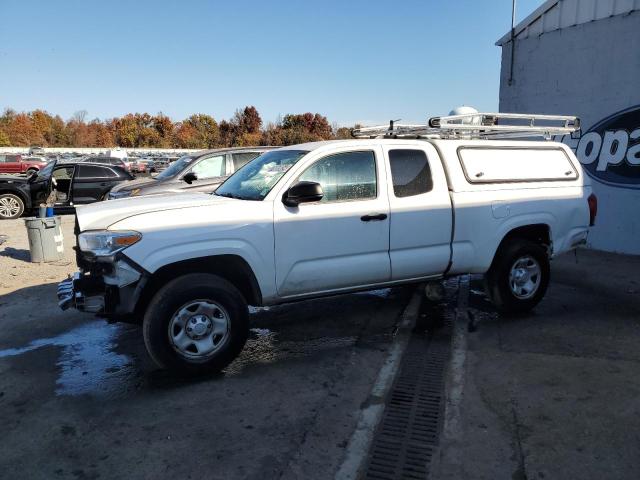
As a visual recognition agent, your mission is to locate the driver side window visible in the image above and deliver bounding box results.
[191,155,225,179]
[298,151,377,203]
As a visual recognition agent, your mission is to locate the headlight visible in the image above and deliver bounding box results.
[78,230,142,257]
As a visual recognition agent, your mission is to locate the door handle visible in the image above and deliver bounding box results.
[361,213,387,222]
[99,182,108,186]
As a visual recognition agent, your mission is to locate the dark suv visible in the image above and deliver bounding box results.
[0,160,133,219]
[108,147,272,199]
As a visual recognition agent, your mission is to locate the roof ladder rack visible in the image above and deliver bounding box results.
[351,112,580,140]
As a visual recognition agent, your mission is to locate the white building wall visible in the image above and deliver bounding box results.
[499,9,640,254]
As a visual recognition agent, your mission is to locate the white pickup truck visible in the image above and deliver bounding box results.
[58,112,596,374]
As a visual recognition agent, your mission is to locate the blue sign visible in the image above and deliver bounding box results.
[573,105,640,189]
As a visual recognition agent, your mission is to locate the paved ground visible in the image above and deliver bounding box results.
[3,215,640,480]
[433,249,640,480]
[0,216,413,479]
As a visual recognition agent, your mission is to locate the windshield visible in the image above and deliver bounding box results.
[215,150,308,201]
[156,155,194,179]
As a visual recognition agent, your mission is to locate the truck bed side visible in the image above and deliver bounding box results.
[431,140,591,275]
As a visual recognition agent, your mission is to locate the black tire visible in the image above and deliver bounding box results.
[485,239,550,314]
[142,273,249,375]
[0,193,25,219]
[26,168,38,176]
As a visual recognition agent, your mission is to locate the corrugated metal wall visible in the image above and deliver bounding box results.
[508,0,639,42]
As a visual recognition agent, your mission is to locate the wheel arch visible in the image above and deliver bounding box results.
[489,224,552,271]
[134,254,263,319]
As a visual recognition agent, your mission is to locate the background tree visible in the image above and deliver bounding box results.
[183,114,219,148]
[0,129,10,147]
[334,126,353,139]
[0,106,362,148]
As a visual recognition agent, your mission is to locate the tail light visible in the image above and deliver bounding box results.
[588,193,597,226]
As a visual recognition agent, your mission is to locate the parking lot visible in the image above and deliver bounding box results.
[1,216,640,480]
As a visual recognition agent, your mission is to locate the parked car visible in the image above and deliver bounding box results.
[0,160,133,219]
[131,158,156,173]
[57,112,595,375]
[29,145,45,156]
[81,156,132,173]
[153,156,178,172]
[0,154,48,175]
[108,147,272,199]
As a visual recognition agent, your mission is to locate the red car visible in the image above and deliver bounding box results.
[0,154,48,175]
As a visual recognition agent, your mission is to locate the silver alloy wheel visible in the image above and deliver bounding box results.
[509,255,542,299]
[168,299,230,360]
[0,196,21,218]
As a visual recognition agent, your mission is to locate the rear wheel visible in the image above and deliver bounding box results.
[486,239,549,314]
[142,273,249,375]
[26,168,38,177]
[0,193,25,219]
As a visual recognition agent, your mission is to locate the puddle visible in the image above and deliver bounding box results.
[226,327,357,375]
[0,321,139,398]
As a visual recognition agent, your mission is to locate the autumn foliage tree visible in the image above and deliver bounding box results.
[0,105,350,149]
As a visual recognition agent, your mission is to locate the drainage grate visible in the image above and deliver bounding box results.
[362,308,453,480]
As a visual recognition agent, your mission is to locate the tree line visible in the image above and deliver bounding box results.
[0,106,355,149]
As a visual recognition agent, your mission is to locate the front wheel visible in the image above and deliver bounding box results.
[485,239,550,314]
[0,193,25,219]
[142,273,249,375]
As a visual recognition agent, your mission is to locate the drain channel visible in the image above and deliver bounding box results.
[362,308,453,480]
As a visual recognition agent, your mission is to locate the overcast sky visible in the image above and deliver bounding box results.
[0,0,542,125]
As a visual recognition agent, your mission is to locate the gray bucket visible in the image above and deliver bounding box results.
[24,216,64,263]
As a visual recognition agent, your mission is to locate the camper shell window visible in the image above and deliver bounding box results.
[457,146,578,184]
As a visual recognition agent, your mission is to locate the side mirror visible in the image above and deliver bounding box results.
[282,181,323,207]
[183,172,198,184]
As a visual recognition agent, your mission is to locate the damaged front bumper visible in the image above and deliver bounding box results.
[58,257,147,317]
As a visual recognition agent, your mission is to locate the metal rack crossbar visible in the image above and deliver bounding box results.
[351,112,580,140]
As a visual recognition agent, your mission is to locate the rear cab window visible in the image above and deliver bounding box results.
[458,146,578,183]
[388,149,433,197]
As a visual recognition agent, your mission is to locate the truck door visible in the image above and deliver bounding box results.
[273,147,391,297]
[383,144,452,280]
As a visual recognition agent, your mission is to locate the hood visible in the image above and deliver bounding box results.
[76,192,231,231]
[109,177,159,193]
[0,175,29,184]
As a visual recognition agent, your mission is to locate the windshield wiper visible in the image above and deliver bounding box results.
[215,192,244,200]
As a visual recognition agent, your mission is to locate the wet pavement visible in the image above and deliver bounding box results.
[432,250,640,480]
[0,280,412,479]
